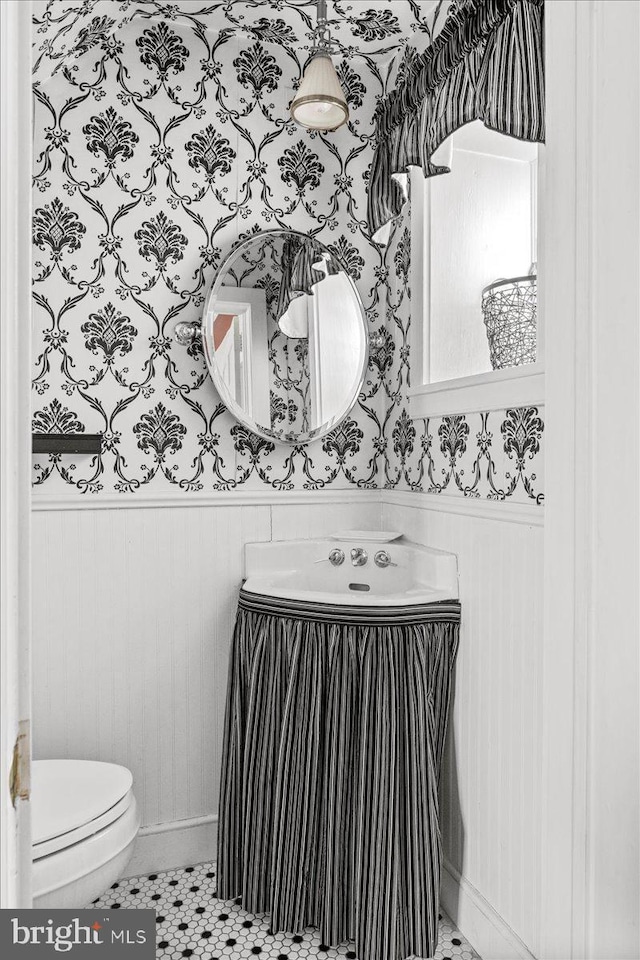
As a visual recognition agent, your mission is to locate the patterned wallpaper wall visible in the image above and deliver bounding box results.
[32,0,544,503]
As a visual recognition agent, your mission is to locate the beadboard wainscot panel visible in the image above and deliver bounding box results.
[32,504,273,864]
[270,500,382,541]
[382,493,543,960]
[31,493,382,874]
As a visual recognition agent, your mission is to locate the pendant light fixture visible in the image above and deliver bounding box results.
[290,0,349,131]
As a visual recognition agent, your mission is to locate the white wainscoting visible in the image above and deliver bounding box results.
[31,495,382,872]
[32,488,545,936]
[382,495,544,960]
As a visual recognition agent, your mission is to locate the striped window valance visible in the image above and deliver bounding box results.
[367,0,545,245]
[276,235,340,322]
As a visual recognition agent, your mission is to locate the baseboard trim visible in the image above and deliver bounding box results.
[124,823,535,959]
[122,815,218,879]
[125,823,535,960]
[441,859,536,960]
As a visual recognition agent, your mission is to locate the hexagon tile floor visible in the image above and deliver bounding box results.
[92,861,481,960]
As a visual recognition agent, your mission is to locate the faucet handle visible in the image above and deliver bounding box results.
[350,547,368,567]
[314,548,345,566]
[374,549,397,568]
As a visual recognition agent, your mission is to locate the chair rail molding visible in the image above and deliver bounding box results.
[381,489,544,526]
[31,488,383,512]
[32,487,545,525]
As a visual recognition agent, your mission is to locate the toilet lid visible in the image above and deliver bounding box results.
[32,760,133,847]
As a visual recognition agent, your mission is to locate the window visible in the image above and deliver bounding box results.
[410,121,545,418]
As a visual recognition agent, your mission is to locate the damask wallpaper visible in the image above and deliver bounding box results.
[31,0,544,504]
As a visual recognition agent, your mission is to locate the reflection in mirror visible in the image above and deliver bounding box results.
[202,231,368,444]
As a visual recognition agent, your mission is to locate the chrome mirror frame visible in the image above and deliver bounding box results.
[192,229,369,446]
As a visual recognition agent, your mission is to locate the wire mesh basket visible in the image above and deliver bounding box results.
[482,274,537,370]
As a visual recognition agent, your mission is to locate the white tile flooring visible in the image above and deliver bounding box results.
[92,861,481,960]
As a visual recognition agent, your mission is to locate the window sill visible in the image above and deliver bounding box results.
[408,363,545,419]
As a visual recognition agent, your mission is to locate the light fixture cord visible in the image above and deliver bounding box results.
[315,0,331,53]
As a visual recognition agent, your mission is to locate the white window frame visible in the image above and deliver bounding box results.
[408,153,546,419]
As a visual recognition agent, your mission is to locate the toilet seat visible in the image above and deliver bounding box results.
[32,760,135,859]
[32,759,141,908]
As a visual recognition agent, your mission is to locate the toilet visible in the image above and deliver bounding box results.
[32,759,141,908]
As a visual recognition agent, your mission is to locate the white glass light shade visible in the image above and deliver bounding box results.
[290,52,349,131]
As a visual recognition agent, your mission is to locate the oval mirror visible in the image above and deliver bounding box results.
[201,230,368,444]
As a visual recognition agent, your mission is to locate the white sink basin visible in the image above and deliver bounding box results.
[243,537,459,607]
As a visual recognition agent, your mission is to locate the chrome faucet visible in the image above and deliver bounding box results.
[350,547,368,567]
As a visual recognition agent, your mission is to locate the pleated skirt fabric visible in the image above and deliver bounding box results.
[217,589,461,960]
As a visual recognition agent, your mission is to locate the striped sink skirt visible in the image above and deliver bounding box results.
[217,589,461,960]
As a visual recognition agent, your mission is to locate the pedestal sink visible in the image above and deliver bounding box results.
[242,536,459,606]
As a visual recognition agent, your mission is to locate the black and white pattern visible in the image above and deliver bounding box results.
[217,591,461,960]
[385,406,545,502]
[92,861,481,959]
[31,1,427,494]
[367,0,545,241]
[31,1,544,503]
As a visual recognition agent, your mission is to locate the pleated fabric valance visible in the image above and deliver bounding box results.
[367,0,545,244]
[276,235,340,324]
